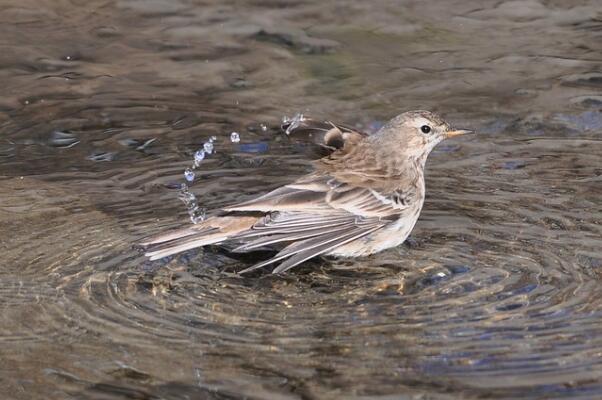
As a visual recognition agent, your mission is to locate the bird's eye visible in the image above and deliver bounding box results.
[420,125,432,134]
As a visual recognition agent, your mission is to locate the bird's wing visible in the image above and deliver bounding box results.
[224,174,413,216]
[223,174,414,273]
[229,172,415,212]
[282,118,368,158]
[238,219,385,274]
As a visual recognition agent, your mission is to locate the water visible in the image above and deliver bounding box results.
[1,0,601,399]
[285,113,306,135]
[184,168,195,182]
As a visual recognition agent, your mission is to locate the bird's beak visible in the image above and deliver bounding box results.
[445,129,474,138]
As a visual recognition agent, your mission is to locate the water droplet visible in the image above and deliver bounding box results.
[178,190,197,207]
[285,113,305,135]
[184,168,195,182]
[190,208,206,224]
[203,141,214,154]
[194,149,205,165]
[178,185,205,224]
[230,131,240,143]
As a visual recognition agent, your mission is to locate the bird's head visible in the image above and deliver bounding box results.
[374,110,473,161]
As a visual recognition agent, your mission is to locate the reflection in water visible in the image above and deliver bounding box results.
[0,0,601,398]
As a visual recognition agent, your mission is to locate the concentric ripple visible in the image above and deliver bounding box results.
[1,0,602,399]
[3,133,601,399]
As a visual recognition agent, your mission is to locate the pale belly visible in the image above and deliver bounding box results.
[326,203,423,258]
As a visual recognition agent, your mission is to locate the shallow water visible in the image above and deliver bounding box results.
[1,0,601,399]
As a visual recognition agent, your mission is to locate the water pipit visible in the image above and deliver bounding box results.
[142,110,473,273]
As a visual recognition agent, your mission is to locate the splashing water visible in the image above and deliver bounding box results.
[178,184,206,224]
[184,168,195,182]
[178,186,197,208]
[178,132,242,224]
[4,2,602,399]
[284,113,305,135]
[188,203,206,224]
[193,150,205,167]
[177,136,219,224]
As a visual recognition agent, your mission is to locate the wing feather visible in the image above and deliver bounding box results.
[271,225,384,274]
[232,222,355,252]
[238,222,384,274]
[239,214,353,237]
[226,175,410,218]
[217,173,414,272]
[224,186,328,212]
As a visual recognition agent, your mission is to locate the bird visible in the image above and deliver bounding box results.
[141,110,473,274]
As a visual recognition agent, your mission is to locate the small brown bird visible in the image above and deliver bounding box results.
[142,110,472,273]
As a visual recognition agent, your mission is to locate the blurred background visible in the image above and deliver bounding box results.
[0,1,601,399]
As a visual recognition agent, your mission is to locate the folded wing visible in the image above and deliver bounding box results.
[224,174,410,273]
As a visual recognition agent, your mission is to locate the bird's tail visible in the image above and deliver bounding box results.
[141,215,258,260]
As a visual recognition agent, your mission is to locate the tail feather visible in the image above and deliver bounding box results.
[139,226,213,246]
[145,230,227,260]
[141,215,258,260]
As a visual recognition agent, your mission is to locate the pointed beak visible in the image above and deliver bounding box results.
[445,129,474,138]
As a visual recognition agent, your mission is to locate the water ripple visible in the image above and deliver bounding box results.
[1,0,602,398]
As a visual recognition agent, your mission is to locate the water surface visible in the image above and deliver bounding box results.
[1,1,602,399]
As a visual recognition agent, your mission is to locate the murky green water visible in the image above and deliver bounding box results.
[1,1,601,399]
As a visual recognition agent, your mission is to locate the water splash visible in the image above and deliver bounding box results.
[184,168,195,182]
[178,184,205,224]
[178,133,242,224]
[178,136,219,224]
[203,141,214,154]
[193,150,205,167]
[284,113,305,135]
[178,186,197,208]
